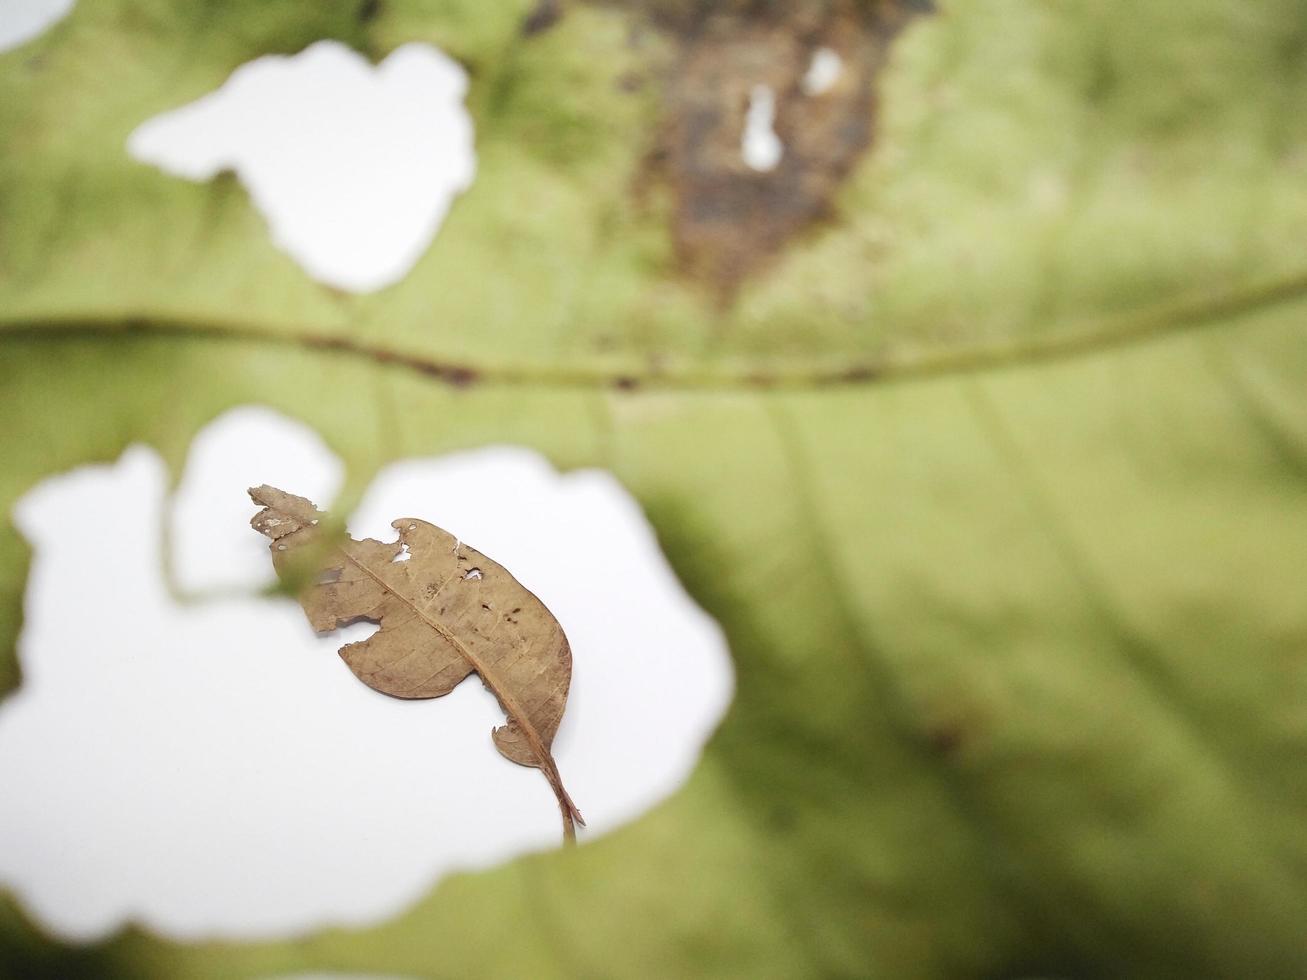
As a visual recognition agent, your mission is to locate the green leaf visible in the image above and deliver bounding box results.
[3,1,1307,977]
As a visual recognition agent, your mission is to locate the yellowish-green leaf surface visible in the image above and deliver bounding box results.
[2,1,1307,977]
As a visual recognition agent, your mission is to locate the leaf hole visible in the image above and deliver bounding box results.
[463,567,482,580]
[333,617,382,645]
[125,40,477,292]
[800,46,842,96]
[0,0,74,53]
[741,84,782,172]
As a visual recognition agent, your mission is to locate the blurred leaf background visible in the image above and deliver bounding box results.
[3,0,1307,976]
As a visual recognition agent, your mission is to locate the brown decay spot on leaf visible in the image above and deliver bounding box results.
[614,0,931,300]
[248,485,585,844]
[922,705,985,758]
[924,721,967,756]
[522,0,563,35]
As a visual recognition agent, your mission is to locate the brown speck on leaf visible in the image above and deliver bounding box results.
[925,719,970,756]
[522,0,563,35]
[302,334,351,354]
[837,363,880,384]
[247,485,584,844]
[634,0,930,301]
[443,365,480,388]
[412,362,480,388]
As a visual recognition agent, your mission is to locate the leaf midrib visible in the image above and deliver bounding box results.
[3,269,1305,392]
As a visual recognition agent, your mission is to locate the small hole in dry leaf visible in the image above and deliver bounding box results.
[393,544,412,563]
[463,567,482,580]
[333,616,382,639]
[276,544,287,551]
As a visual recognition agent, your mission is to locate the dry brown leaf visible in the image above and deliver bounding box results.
[248,485,584,843]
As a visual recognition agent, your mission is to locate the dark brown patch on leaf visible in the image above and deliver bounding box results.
[522,0,564,36]
[835,363,881,384]
[442,365,481,388]
[925,721,966,756]
[922,707,984,758]
[629,0,928,299]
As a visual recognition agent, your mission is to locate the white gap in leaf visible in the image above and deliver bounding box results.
[336,619,382,645]
[801,46,842,96]
[169,405,343,595]
[0,408,733,940]
[0,0,74,52]
[127,40,476,293]
[741,84,782,172]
